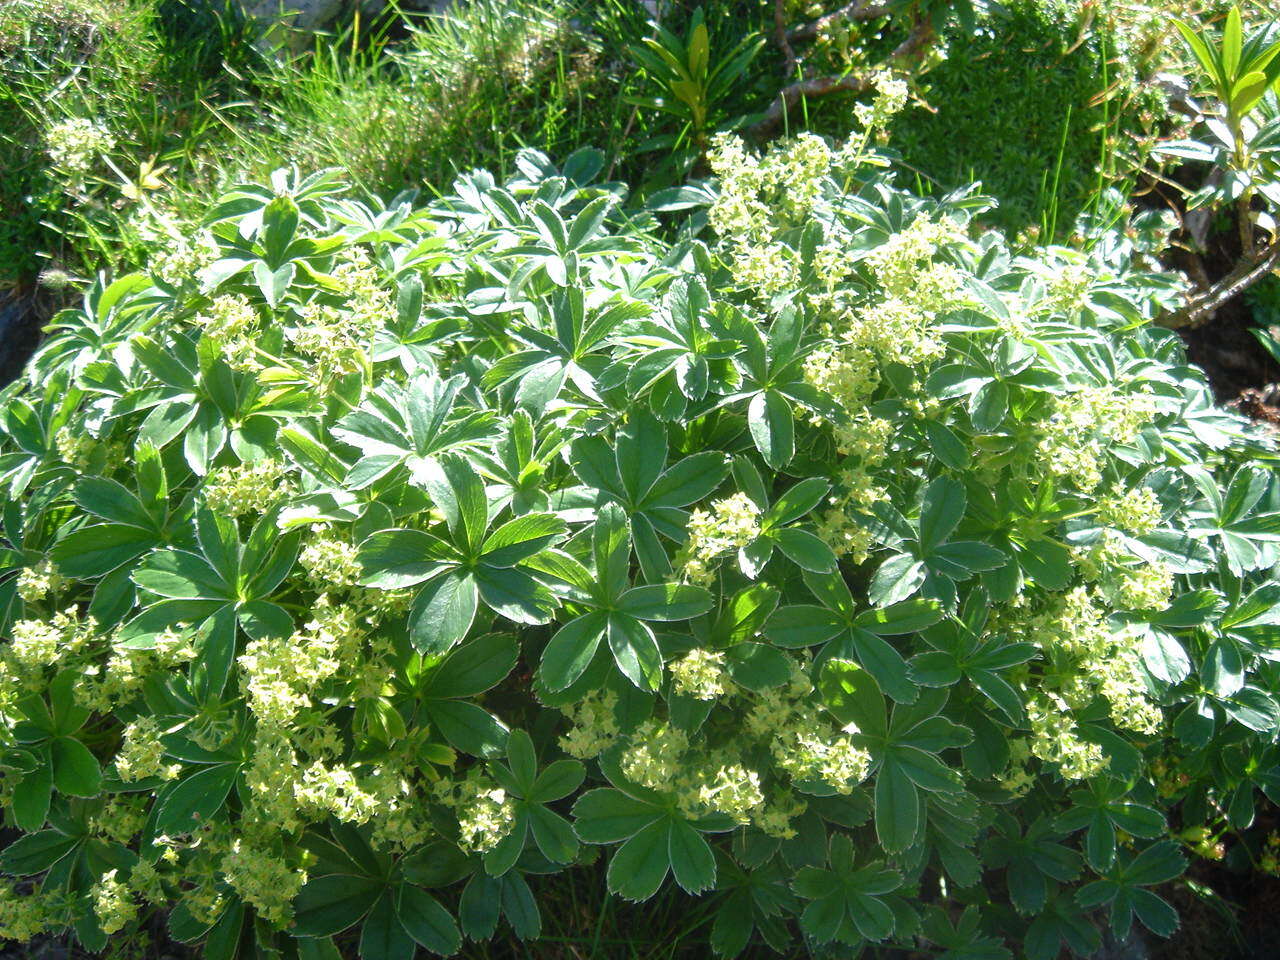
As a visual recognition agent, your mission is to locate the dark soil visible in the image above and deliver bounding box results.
[1151,862,1280,960]
[0,284,54,389]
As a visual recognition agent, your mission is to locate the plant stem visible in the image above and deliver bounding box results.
[1159,234,1280,329]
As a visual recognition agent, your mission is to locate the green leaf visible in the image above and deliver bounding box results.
[421,455,490,553]
[531,759,586,804]
[11,765,51,832]
[293,875,382,937]
[607,614,662,690]
[725,643,792,692]
[499,872,541,940]
[1176,20,1223,89]
[765,605,844,647]
[51,524,155,579]
[359,892,415,960]
[1125,841,1186,886]
[425,632,518,699]
[819,659,887,739]
[617,413,667,503]
[854,599,943,636]
[925,420,969,469]
[874,759,919,853]
[1222,5,1242,82]
[768,478,830,526]
[572,788,662,842]
[773,528,837,572]
[1130,888,1179,937]
[848,629,917,705]
[540,612,608,692]
[617,583,713,621]
[869,554,926,606]
[51,737,101,797]
[643,452,730,508]
[848,891,895,941]
[73,477,156,529]
[919,476,966,553]
[1225,686,1279,732]
[607,819,670,901]
[133,550,229,599]
[154,763,238,835]
[395,885,461,956]
[668,819,716,894]
[408,571,479,655]
[748,391,794,469]
[529,805,580,863]
[425,699,508,758]
[358,529,455,588]
[480,513,566,567]
[458,875,499,941]
[253,260,294,308]
[0,829,78,875]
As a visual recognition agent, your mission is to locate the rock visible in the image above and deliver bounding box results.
[237,0,347,33]
[1090,928,1150,960]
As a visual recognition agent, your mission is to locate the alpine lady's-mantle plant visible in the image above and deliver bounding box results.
[1,109,1278,959]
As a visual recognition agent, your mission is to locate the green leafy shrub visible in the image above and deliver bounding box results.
[1,114,1279,960]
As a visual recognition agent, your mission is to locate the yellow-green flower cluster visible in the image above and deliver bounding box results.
[220,839,307,926]
[298,530,363,589]
[619,721,771,828]
[558,690,620,759]
[76,630,196,713]
[296,761,380,824]
[293,303,370,377]
[435,775,516,854]
[1098,484,1162,535]
[194,295,261,372]
[685,759,765,824]
[135,206,219,290]
[1034,385,1158,492]
[1025,692,1108,780]
[681,492,762,584]
[745,667,871,794]
[852,70,910,137]
[620,719,690,788]
[8,608,94,670]
[1026,586,1163,736]
[863,215,964,301]
[290,252,388,377]
[998,738,1036,797]
[605,660,857,838]
[44,116,114,183]
[669,648,729,700]
[707,132,843,294]
[90,869,137,935]
[15,559,62,603]
[55,425,95,470]
[0,884,58,941]
[238,600,362,728]
[114,716,181,783]
[90,796,147,845]
[201,458,293,518]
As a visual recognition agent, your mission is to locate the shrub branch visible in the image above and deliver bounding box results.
[1159,234,1280,329]
[787,0,896,42]
[753,14,934,138]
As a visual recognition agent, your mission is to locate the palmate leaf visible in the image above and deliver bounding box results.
[565,412,729,580]
[536,502,711,691]
[358,456,567,653]
[332,373,496,489]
